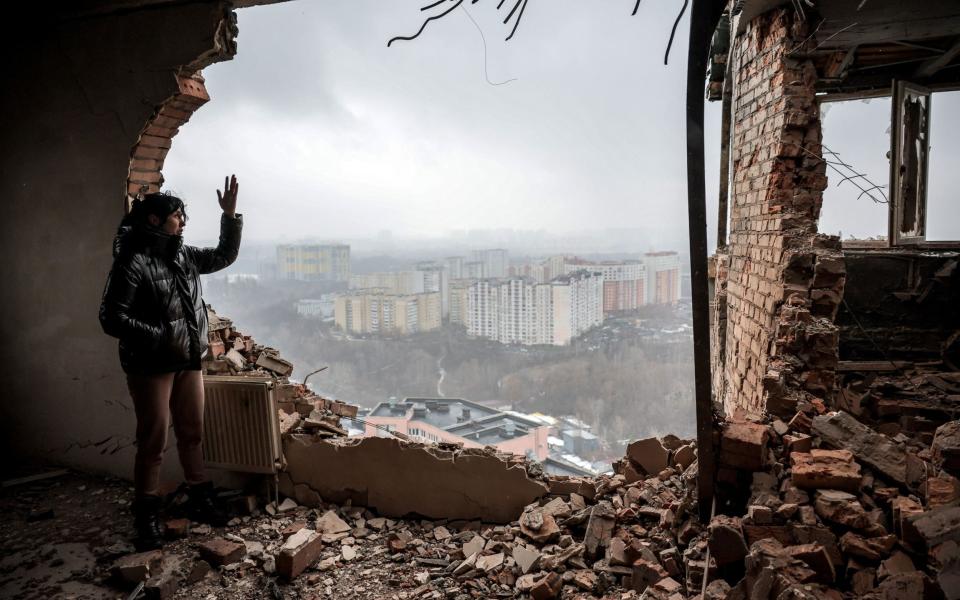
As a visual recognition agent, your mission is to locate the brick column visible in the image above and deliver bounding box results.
[714,8,845,418]
[126,73,210,201]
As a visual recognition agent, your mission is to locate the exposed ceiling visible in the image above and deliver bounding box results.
[735,0,960,95]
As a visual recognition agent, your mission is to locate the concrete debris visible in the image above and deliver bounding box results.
[790,448,862,492]
[112,550,163,584]
[812,411,907,484]
[707,515,748,566]
[626,437,670,475]
[720,420,769,471]
[276,528,322,579]
[280,435,549,523]
[204,307,360,442]
[9,310,951,598]
[933,421,960,476]
[197,537,245,567]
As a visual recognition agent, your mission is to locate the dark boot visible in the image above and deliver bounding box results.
[185,481,231,527]
[132,495,164,551]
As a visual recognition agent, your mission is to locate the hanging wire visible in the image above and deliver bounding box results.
[800,143,888,204]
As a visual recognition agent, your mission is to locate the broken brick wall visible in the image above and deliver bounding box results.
[712,8,845,419]
[0,2,236,475]
[837,250,960,363]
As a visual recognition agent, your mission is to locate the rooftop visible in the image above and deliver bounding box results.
[369,397,544,442]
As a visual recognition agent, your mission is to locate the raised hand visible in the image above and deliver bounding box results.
[217,174,239,217]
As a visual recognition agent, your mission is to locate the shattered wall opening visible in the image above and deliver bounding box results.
[0,1,245,479]
[705,0,960,596]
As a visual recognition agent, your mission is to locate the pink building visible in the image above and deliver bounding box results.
[363,397,550,460]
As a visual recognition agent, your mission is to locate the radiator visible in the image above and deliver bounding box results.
[203,375,282,474]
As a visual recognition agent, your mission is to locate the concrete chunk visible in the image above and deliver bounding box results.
[785,543,834,583]
[530,572,562,600]
[112,550,163,585]
[708,515,749,566]
[812,411,907,485]
[582,501,616,560]
[476,552,503,572]
[720,421,769,471]
[631,558,668,592]
[791,448,862,492]
[198,538,245,567]
[903,506,960,550]
[463,534,485,559]
[626,438,670,474]
[933,421,960,476]
[316,510,351,535]
[512,544,541,574]
[520,508,560,544]
[814,490,870,529]
[280,435,547,523]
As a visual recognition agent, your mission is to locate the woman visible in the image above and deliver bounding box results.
[100,176,242,550]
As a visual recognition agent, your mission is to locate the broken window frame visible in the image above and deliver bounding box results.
[889,80,932,246]
[820,80,960,250]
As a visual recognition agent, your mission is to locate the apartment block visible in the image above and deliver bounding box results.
[550,270,604,346]
[349,271,423,295]
[448,279,471,326]
[334,291,441,336]
[644,251,681,305]
[566,259,647,313]
[277,244,350,282]
[472,249,509,278]
[443,256,464,280]
[466,271,603,346]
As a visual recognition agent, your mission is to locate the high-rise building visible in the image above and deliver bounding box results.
[416,263,448,318]
[464,261,485,279]
[277,244,350,282]
[472,249,508,278]
[334,291,441,335]
[496,278,539,345]
[448,279,471,326]
[549,270,604,345]
[643,251,681,305]
[559,259,647,313]
[509,262,551,283]
[350,271,424,295]
[416,291,442,332]
[466,271,603,346]
[543,255,569,281]
[467,279,498,339]
[444,256,465,280]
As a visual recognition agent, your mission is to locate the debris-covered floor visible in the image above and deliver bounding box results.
[0,459,695,600]
[3,403,959,600]
[2,307,957,599]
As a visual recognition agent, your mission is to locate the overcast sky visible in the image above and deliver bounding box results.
[163,0,722,251]
[163,0,959,251]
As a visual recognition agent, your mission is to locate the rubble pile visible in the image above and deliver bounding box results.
[836,362,960,445]
[6,309,948,597]
[204,307,295,380]
[132,435,706,599]
[204,307,359,440]
[711,409,960,599]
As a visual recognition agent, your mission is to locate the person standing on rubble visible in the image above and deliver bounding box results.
[99,176,242,551]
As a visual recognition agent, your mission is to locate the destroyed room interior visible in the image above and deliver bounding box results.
[1,0,959,598]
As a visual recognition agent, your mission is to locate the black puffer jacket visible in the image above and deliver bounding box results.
[99,214,242,375]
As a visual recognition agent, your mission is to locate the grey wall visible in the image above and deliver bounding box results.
[0,3,228,478]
